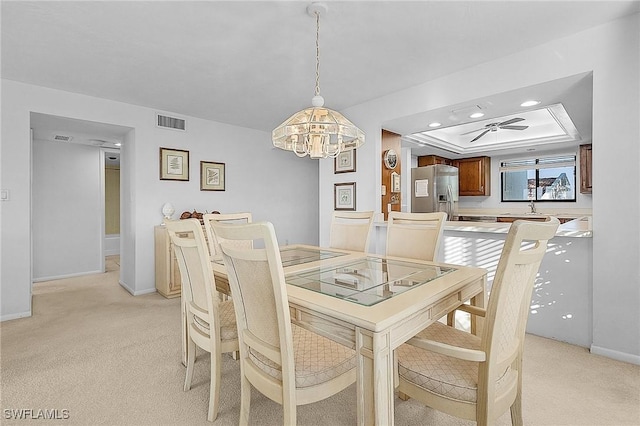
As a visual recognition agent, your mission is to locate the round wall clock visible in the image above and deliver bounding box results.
[383,149,398,169]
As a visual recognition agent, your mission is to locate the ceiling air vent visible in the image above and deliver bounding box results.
[156,113,186,131]
[53,134,73,142]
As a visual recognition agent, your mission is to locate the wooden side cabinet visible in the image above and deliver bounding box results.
[154,225,181,298]
[453,156,491,196]
[580,144,592,194]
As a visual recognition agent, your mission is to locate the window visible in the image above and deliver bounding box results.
[500,155,576,202]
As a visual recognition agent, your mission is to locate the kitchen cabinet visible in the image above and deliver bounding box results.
[417,155,452,167]
[453,156,491,196]
[154,225,181,298]
[580,144,592,194]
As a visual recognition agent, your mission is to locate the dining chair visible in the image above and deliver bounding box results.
[164,218,239,422]
[395,217,560,426]
[202,212,253,260]
[386,211,447,261]
[329,210,375,252]
[212,221,357,426]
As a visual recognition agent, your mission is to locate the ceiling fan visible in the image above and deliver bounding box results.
[461,117,529,142]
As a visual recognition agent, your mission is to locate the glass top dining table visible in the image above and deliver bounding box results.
[286,255,456,306]
[208,244,486,426]
[213,245,456,306]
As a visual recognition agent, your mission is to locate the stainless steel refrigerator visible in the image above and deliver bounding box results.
[411,164,459,220]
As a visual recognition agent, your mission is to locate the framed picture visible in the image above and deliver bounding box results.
[334,182,356,211]
[391,171,401,193]
[334,149,356,174]
[159,147,189,181]
[200,161,225,191]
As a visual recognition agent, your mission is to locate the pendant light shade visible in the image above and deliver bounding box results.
[272,3,365,159]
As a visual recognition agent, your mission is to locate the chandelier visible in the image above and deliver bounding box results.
[272,3,365,159]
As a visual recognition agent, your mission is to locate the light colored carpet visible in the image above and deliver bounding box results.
[1,256,639,425]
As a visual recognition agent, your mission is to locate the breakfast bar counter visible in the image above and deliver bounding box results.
[442,215,592,237]
[372,214,593,349]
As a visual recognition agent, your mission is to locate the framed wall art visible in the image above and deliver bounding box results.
[159,147,189,181]
[391,171,401,193]
[334,149,356,174]
[334,182,356,211]
[200,161,225,191]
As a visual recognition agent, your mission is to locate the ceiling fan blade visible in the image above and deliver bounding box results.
[499,125,529,130]
[498,117,525,126]
[460,127,486,135]
[469,129,490,142]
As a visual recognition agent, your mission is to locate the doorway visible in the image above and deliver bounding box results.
[30,113,130,283]
[103,149,121,258]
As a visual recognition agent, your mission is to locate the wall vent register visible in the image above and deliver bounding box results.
[156,113,186,131]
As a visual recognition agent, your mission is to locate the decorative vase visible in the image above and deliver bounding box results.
[161,202,175,220]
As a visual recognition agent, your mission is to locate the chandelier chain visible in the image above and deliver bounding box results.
[314,11,321,97]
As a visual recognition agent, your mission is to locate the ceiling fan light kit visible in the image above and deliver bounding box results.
[272,2,365,159]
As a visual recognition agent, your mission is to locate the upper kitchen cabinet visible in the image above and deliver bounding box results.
[417,155,453,166]
[580,144,592,194]
[453,156,491,196]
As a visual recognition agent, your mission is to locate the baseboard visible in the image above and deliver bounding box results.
[1,310,32,322]
[105,234,120,256]
[119,280,135,295]
[33,269,103,282]
[591,344,640,365]
[119,280,157,296]
[134,287,158,296]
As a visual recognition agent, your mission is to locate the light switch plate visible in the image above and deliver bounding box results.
[1,189,9,201]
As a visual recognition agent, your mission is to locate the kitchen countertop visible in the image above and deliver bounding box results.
[374,215,592,238]
[444,216,592,237]
[456,208,591,220]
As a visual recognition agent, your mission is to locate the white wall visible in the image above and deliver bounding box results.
[32,140,103,280]
[442,231,593,348]
[1,80,319,320]
[372,223,593,347]
[320,14,640,363]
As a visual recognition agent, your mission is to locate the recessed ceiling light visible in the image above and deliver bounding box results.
[521,100,540,107]
[428,122,442,128]
[469,112,484,118]
[115,142,122,146]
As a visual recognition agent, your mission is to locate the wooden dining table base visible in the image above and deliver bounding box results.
[287,276,485,426]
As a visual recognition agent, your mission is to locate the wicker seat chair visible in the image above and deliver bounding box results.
[396,217,560,426]
[213,221,357,426]
[164,218,239,422]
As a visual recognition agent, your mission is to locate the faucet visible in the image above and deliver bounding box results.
[528,200,536,214]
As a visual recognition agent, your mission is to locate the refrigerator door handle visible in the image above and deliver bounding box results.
[446,184,454,218]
